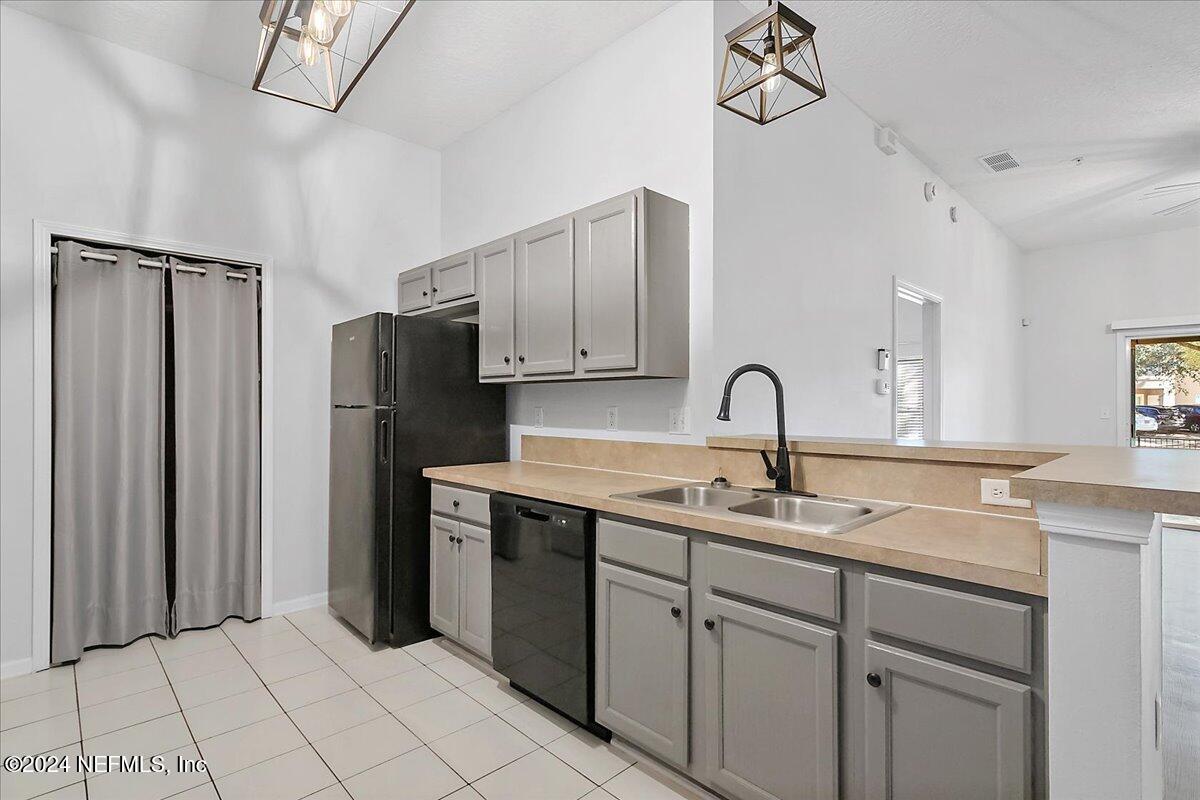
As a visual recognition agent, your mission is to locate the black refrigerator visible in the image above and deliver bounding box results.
[328,312,506,647]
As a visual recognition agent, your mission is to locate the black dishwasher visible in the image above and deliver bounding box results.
[490,494,609,740]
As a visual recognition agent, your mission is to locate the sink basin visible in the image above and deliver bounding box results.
[728,496,874,530]
[634,485,759,507]
[612,482,906,534]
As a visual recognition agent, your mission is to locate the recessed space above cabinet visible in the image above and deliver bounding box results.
[397,188,690,383]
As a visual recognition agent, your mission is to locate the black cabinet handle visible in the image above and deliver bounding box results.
[580,348,588,358]
[517,355,525,363]
[670,606,681,618]
[704,619,715,630]
[503,356,510,364]
[456,536,463,544]
[867,672,882,688]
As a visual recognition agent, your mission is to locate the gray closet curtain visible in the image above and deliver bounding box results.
[52,241,169,662]
[170,258,261,631]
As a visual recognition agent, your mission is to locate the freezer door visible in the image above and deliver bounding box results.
[328,406,393,642]
[331,313,394,407]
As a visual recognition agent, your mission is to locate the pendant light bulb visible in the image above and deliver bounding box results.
[297,30,321,67]
[308,3,336,45]
[760,24,781,93]
[321,0,356,18]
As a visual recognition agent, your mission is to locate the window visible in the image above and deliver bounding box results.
[896,358,925,439]
[893,280,941,441]
[1131,336,1200,450]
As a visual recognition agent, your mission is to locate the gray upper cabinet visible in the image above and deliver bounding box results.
[515,216,576,376]
[429,516,460,637]
[595,561,690,767]
[432,251,476,305]
[477,237,515,378]
[864,641,1031,800]
[398,267,432,313]
[575,193,638,372]
[702,594,838,800]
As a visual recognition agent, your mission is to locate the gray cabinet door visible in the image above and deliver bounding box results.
[864,641,1031,800]
[595,562,689,767]
[458,521,491,659]
[432,251,476,305]
[429,516,460,638]
[575,193,638,372]
[702,594,838,800]
[398,267,432,313]
[515,216,575,375]
[478,237,515,378]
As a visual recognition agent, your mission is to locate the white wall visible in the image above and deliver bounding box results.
[0,8,440,670]
[711,1,1025,443]
[440,0,715,443]
[1021,226,1200,445]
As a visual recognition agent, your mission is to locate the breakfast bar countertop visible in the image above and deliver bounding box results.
[422,460,1047,596]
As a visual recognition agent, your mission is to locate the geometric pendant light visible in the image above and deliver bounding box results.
[253,0,416,112]
[717,0,826,125]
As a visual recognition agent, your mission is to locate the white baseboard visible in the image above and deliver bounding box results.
[1,657,34,679]
[271,592,328,616]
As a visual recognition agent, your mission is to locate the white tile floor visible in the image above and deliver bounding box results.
[0,607,708,800]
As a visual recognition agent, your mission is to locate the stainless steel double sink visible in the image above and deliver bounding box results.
[611,482,907,534]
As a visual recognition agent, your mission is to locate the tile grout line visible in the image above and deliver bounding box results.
[73,661,88,800]
[150,628,222,800]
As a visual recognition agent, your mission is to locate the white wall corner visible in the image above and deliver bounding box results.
[1,657,34,679]
[270,592,329,616]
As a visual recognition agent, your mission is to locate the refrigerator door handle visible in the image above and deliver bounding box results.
[380,418,389,463]
[380,350,390,397]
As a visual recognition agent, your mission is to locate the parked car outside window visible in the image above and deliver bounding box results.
[1135,409,1159,433]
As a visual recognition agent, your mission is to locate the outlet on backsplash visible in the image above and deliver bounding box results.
[981,478,1032,509]
[606,406,619,431]
[669,406,691,435]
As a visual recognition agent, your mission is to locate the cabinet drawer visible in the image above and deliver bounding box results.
[866,574,1032,673]
[431,484,491,526]
[597,518,687,580]
[707,542,841,623]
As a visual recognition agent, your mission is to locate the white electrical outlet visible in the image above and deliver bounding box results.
[1100,407,1112,420]
[980,478,1032,509]
[669,406,691,435]
[533,407,544,428]
[606,406,619,431]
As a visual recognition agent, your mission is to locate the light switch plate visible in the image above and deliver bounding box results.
[533,407,544,428]
[606,406,619,431]
[669,406,691,435]
[980,478,1032,509]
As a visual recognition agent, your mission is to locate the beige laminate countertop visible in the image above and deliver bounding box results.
[708,434,1200,515]
[422,460,1047,597]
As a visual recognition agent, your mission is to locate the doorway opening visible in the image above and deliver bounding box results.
[892,280,942,440]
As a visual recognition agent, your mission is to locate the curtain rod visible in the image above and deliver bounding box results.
[51,246,261,281]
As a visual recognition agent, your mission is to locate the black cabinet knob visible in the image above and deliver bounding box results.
[456,536,463,544]
[452,499,460,508]
[432,287,438,292]
[447,534,454,542]
[580,348,588,358]
[503,356,511,364]
[867,672,882,688]
[670,606,681,618]
[517,355,525,363]
[422,290,428,296]
[704,619,715,630]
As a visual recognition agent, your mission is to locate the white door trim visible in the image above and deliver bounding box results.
[1111,318,1200,447]
[30,219,275,672]
[891,277,943,440]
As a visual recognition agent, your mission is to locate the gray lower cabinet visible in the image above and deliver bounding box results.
[515,216,575,375]
[702,594,838,800]
[595,561,690,767]
[429,516,460,637]
[429,512,492,661]
[864,641,1031,800]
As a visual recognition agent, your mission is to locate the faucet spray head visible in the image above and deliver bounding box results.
[716,395,732,421]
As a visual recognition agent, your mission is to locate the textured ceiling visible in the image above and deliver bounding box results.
[5,0,1199,249]
[1,0,677,149]
[787,0,1200,249]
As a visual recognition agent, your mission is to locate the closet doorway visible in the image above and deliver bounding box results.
[30,221,275,671]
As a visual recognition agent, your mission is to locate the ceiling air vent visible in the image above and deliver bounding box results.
[978,150,1020,173]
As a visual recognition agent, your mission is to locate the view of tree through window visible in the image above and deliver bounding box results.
[1131,337,1200,449]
